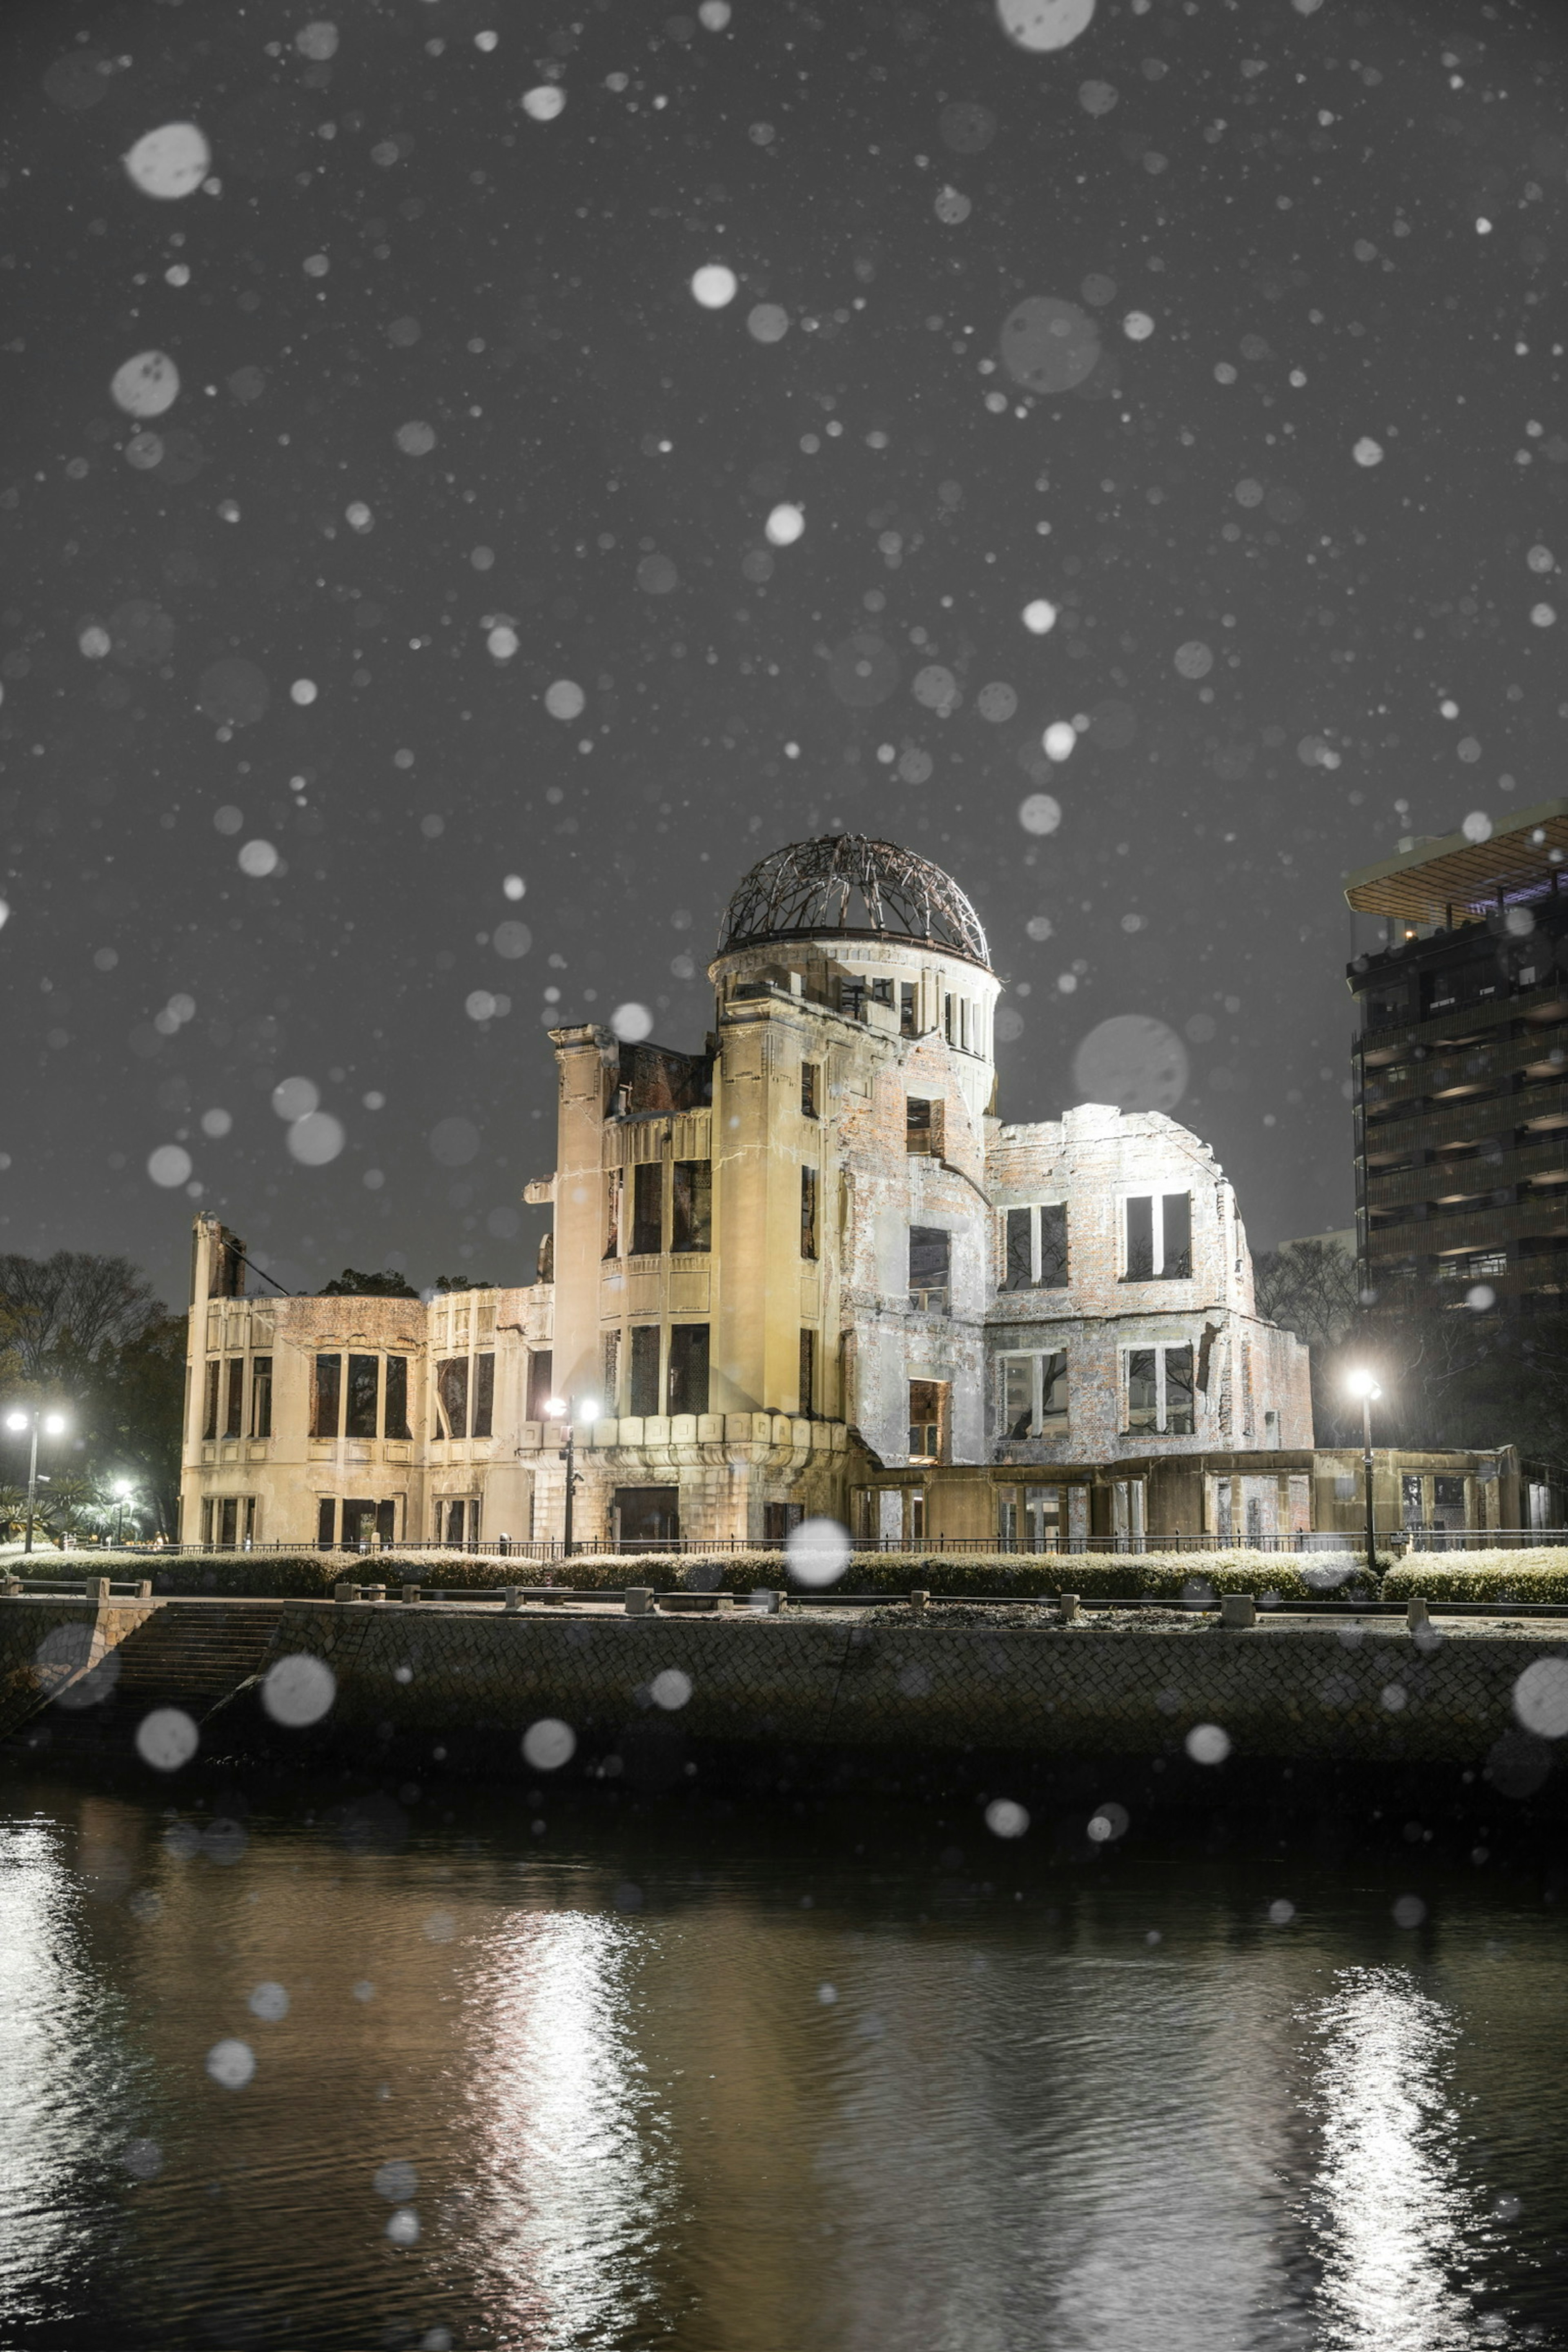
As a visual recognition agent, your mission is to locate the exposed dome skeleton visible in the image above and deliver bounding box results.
[719,833,991,969]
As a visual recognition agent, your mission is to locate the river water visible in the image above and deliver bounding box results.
[0,1768,1563,2351]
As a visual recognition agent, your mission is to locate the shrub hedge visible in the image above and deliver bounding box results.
[9,1547,1384,1604]
[1384,1555,1568,1606]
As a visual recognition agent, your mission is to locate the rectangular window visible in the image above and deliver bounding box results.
[632,1162,664,1256]
[1004,1208,1032,1290]
[526,1350,553,1422]
[203,1359,220,1441]
[629,1325,661,1417]
[1125,1193,1192,1280]
[312,1353,341,1440]
[223,1357,244,1439]
[383,1356,410,1441]
[250,1356,272,1439]
[999,1494,1019,1548]
[1003,1205,1068,1290]
[436,1356,469,1440]
[671,1160,712,1252]
[909,1226,950,1314]
[909,1379,945,1461]
[943,993,953,1043]
[765,1501,805,1540]
[317,1496,336,1549]
[1162,1193,1192,1279]
[1039,1203,1068,1287]
[801,1062,819,1118]
[602,1330,621,1413]
[799,1327,816,1416]
[604,1168,622,1260]
[907,1096,933,1154]
[900,982,917,1038]
[999,1352,1069,1437]
[667,1323,709,1417]
[472,1352,494,1440]
[1126,1349,1158,1432]
[1164,1343,1195,1436]
[346,1353,379,1441]
[1124,1344,1196,1434]
[1002,1356,1033,1439]
[800,1165,819,1260]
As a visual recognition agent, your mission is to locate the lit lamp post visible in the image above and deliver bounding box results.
[1344,1370,1382,1579]
[4,1406,69,1557]
[544,1395,598,1561]
[112,1479,136,1548]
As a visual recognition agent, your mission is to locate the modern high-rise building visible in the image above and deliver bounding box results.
[1344,797,1568,1313]
[181,835,1312,1549]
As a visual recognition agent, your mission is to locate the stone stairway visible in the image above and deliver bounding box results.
[9,1601,287,1768]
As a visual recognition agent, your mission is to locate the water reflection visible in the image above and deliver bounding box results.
[1310,1969,1481,2351]
[0,1777,1561,2350]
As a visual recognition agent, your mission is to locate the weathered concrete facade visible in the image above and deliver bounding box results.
[179,835,1310,1550]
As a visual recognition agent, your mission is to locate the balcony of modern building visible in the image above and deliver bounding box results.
[1359,1067,1568,1166]
[1364,1133,1568,1216]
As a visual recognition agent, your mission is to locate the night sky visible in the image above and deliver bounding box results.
[2,0,1566,1310]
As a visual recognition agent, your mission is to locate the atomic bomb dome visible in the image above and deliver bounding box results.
[718,833,991,969]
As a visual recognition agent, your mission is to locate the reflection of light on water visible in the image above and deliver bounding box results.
[465,1911,672,2343]
[1309,1968,1479,2349]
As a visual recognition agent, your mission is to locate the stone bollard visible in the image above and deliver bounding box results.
[749,1588,785,1615]
[85,1576,110,1603]
[334,1580,354,1605]
[1221,1593,1257,1630]
[1058,1593,1080,1624]
[503,1586,524,1613]
[136,1580,152,1599]
[624,1587,654,1616]
[909,1589,929,1617]
[402,1584,421,1605]
[1407,1595,1431,1633]
[365,1584,386,1604]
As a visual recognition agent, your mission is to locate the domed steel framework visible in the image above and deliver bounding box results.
[718,835,990,969]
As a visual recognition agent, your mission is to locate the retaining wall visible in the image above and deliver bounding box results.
[260,1600,1567,1766]
[0,1597,159,1737]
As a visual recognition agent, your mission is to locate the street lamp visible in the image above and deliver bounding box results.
[4,1406,69,1557]
[544,1395,598,1560]
[112,1479,136,1548]
[1344,1369,1382,1579]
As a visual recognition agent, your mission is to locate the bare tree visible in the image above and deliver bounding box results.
[1253,1239,1360,1350]
[0,1252,161,1378]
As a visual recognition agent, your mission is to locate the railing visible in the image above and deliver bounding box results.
[21,1529,1568,1562]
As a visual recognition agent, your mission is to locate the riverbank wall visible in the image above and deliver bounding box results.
[242,1598,1565,1775]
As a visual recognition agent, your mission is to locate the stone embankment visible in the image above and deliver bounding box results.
[4,1591,1564,1775]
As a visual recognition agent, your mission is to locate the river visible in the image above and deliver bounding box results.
[0,1767,1562,2350]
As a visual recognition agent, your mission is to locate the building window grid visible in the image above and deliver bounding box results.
[1123,1191,1193,1281]
[1003,1204,1068,1290]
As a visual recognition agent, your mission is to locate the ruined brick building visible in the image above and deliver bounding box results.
[182,835,1327,1550]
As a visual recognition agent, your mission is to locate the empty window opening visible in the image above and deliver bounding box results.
[223,1357,244,1439]
[909,1226,951,1314]
[250,1355,272,1439]
[436,1356,469,1440]
[1123,1192,1192,1281]
[383,1356,410,1440]
[900,982,917,1038]
[316,1497,336,1549]
[801,1061,820,1119]
[632,1162,664,1256]
[346,1354,379,1441]
[799,1326,816,1416]
[1124,1343,1195,1435]
[602,1330,621,1413]
[765,1500,805,1540]
[908,1378,948,1462]
[615,1486,679,1546]
[998,1351,1069,1439]
[672,1159,712,1252]
[629,1324,661,1417]
[203,1359,220,1441]
[312,1352,341,1440]
[1003,1203,1068,1290]
[604,1168,622,1260]
[667,1323,709,1416]
[907,1096,943,1154]
[526,1350,553,1422]
[473,1351,494,1439]
[800,1165,820,1260]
